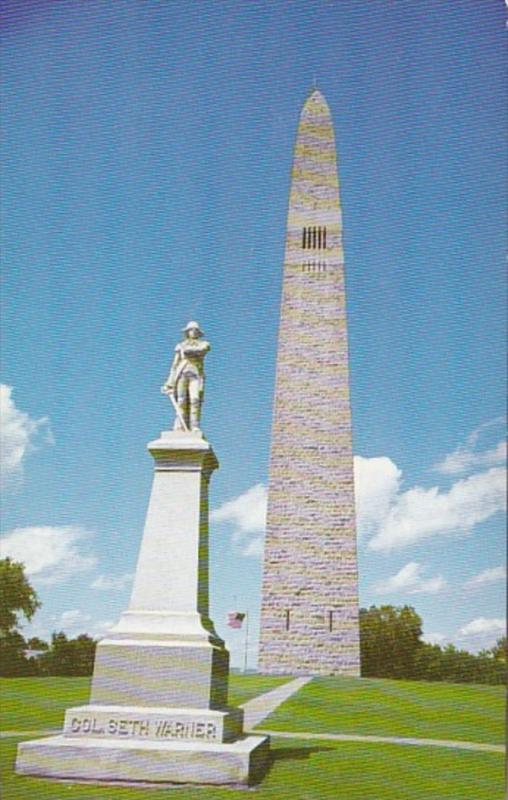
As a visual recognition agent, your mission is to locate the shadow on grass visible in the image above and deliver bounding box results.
[271,745,336,761]
[249,744,336,786]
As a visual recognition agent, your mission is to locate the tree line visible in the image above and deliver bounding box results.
[0,558,505,683]
[360,605,506,685]
[0,558,96,677]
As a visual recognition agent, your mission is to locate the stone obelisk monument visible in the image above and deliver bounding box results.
[17,323,269,786]
[258,90,360,676]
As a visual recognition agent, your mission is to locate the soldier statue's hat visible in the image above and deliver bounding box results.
[182,321,203,335]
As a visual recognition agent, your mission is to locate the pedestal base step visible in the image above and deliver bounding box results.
[16,733,270,787]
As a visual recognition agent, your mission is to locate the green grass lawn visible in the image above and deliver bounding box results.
[229,673,289,707]
[0,677,91,732]
[0,675,505,800]
[1,737,504,799]
[258,677,506,745]
[0,674,288,732]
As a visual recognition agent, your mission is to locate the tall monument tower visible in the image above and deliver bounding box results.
[258,90,360,676]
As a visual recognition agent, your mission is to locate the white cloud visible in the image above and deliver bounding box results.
[243,537,264,558]
[211,483,267,532]
[368,466,506,551]
[424,621,506,653]
[214,457,505,558]
[375,561,446,595]
[465,565,506,589]
[436,440,506,476]
[52,609,113,638]
[459,617,506,637]
[211,483,267,558]
[455,617,506,653]
[0,384,53,489]
[91,573,134,591]
[434,419,506,476]
[0,525,97,585]
[57,610,91,630]
[354,456,401,540]
[422,631,447,646]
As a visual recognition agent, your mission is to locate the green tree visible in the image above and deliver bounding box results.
[359,604,506,685]
[26,636,48,651]
[0,558,40,634]
[0,630,38,676]
[487,636,507,664]
[359,605,424,679]
[0,558,41,677]
[413,640,505,685]
[414,642,445,682]
[437,643,506,685]
[39,632,97,676]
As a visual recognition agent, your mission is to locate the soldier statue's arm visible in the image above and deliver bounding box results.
[161,345,182,395]
[181,339,210,357]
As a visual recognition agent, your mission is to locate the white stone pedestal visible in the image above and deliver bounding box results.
[16,432,270,786]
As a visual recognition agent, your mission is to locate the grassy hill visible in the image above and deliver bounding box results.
[1,675,505,800]
[255,676,505,745]
[0,673,287,733]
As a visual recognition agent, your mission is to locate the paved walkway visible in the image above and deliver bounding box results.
[254,728,505,754]
[240,676,312,729]
[0,729,57,739]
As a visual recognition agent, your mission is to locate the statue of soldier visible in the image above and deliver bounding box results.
[161,322,210,432]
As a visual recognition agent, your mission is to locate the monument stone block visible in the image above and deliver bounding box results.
[259,90,361,676]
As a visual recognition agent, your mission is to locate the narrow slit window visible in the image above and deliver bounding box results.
[328,610,333,632]
[318,227,322,249]
[323,227,327,249]
[312,227,317,249]
[302,227,306,249]
[285,609,290,631]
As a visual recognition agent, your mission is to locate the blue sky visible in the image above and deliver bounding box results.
[1,1,506,667]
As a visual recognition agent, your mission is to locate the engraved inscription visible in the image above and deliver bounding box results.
[66,713,219,742]
[70,717,105,735]
[107,719,150,737]
[154,720,217,740]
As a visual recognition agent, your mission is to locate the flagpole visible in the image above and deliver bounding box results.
[243,610,249,673]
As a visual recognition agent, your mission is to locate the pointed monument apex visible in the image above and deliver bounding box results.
[306,85,326,100]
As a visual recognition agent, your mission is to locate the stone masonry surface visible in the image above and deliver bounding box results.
[258,90,360,676]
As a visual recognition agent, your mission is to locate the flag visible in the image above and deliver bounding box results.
[227,611,246,629]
